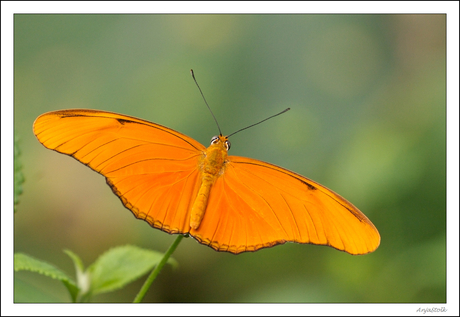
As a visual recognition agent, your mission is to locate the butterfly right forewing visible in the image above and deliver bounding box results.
[189,155,380,255]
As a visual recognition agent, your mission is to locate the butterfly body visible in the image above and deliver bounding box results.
[34,109,380,255]
[191,135,229,229]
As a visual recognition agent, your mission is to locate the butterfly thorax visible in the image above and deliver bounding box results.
[190,135,229,230]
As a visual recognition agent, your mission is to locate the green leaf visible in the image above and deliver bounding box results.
[63,249,90,298]
[87,245,177,295]
[14,134,25,213]
[63,249,85,272]
[14,253,79,302]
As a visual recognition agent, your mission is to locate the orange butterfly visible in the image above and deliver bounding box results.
[34,108,380,255]
[33,72,379,255]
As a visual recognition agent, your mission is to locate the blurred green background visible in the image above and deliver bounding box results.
[14,14,446,303]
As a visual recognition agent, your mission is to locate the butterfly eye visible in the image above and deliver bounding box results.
[210,136,219,145]
[225,140,231,150]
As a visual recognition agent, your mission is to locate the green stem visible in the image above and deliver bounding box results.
[133,234,184,303]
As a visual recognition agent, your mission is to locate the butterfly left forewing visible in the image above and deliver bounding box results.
[34,109,205,234]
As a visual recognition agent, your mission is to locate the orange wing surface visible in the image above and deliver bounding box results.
[191,156,380,254]
[33,109,205,234]
[34,109,380,255]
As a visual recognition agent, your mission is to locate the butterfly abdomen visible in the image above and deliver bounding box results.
[190,175,213,229]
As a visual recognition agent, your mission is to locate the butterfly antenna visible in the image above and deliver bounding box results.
[227,108,291,138]
[191,69,222,136]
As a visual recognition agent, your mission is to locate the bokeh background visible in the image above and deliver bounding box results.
[14,14,446,303]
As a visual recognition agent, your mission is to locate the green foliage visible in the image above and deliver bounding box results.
[14,253,79,302]
[63,249,89,301]
[87,245,177,296]
[14,246,177,302]
[14,134,25,213]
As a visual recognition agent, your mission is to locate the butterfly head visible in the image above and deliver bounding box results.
[210,135,231,151]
